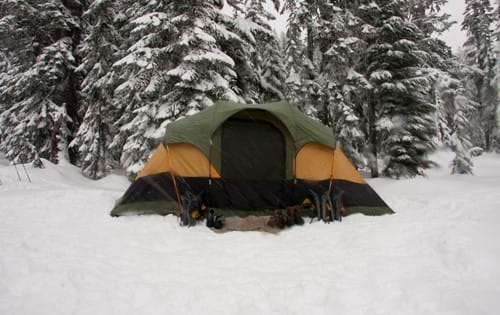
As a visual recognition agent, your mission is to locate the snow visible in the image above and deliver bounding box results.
[370,70,392,81]
[232,17,258,43]
[145,74,161,94]
[184,50,235,67]
[1,152,500,315]
[193,27,217,44]
[132,13,169,28]
[343,37,360,45]
[114,48,153,68]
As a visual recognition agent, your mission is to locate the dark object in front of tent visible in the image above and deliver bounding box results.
[286,205,304,226]
[321,191,331,222]
[267,206,304,230]
[307,188,344,223]
[308,189,322,222]
[268,209,287,229]
[180,191,204,227]
[206,209,224,229]
[331,189,344,222]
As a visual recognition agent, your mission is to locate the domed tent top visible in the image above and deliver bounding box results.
[164,100,336,156]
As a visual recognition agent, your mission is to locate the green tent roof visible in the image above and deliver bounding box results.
[163,100,336,156]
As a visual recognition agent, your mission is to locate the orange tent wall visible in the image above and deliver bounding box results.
[137,143,221,179]
[295,143,365,184]
[139,142,364,183]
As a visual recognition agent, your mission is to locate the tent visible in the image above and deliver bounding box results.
[111,100,393,217]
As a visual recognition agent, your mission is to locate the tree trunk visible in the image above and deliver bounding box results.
[64,71,81,164]
[62,0,85,164]
[306,24,314,65]
[368,99,379,178]
[484,127,491,152]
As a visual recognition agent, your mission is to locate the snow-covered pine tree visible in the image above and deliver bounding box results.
[0,2,33,160]
[406,0,456,115]
[496,0,500,90]
[408,0,454,39]
[354,1,386,176]
[0,0,83,166]
[411,0,454,70]
[437,68,475,174]
[282,0,321,116]
[316,2,369,168]
[164,1,247,111]
[110,0,175,175]
[112,0,246,175]
[217,0,279,104]
[365,0,437,178]
[259,33,287,102]
[494,0,500,149]
[0,51,11,122]
[327,90,366,168]
[0,47,13,152]
[407,1,472,170]
[0,39,75,165]
[281,0,302,104]
[69,0,122,179]
[220,11,260,103]
[462,0,499,151]
[450,106,474,174]
[244,0,286,102]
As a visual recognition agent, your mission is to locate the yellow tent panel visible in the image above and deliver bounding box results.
[138,143,221,179]
[295,143,365,184]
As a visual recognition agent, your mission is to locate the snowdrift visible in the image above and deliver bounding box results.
[1,152,499,315]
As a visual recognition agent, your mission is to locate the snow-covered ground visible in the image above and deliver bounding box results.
[1,151,499,315]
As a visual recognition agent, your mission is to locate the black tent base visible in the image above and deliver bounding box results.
[111,200,393,218]
[111,172,394,217]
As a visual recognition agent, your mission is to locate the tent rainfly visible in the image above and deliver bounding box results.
[112,101,393,217]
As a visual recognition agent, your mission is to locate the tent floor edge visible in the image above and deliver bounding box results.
[343,206,395,216]
[111,200,179,217]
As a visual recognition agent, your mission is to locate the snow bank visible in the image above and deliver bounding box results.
[1,152,499,315]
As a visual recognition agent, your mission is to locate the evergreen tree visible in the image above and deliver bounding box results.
[0,0,84,165]
[437,69,475,174]
[0,51,11,117]
[282,0,321,116]
[316,2,369,168]
[110,0,175,175]
[282,0,303,105]
[69,0,121,179]
[259,34,287,101]
[365,1,437,178]
[111,0,247,175]
[450,108,474,174]
[413,0,454,71]
[219,0,282,104]
[1,39,75,165]
[164,1,246,111]
[245,0,286,102]
[462,0,498,151]
[494,0,500,144]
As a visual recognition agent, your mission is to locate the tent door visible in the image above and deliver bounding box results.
[221,119,285,181]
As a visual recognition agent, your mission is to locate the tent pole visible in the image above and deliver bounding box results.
[166,144,184,217]
[208,138,213,206]
[328,144,338,194]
